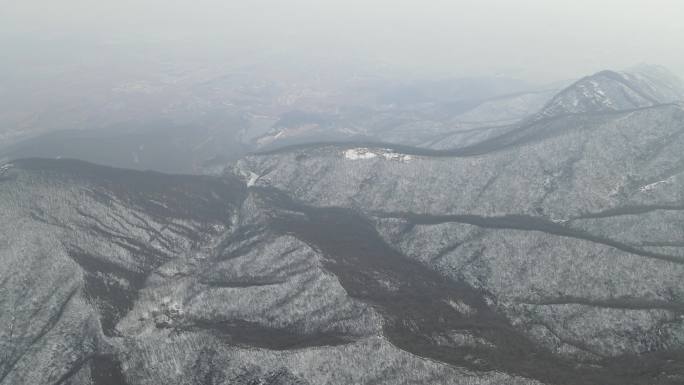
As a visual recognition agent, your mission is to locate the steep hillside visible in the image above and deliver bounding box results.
[234,103,684,384]
[0,159,544,385]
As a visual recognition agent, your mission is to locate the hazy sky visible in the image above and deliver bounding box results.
[2,0,684,81]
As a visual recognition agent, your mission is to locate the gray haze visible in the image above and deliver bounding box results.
[2,0,684,81]
[6,2,684,384]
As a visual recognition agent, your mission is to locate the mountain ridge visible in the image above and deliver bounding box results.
[534,66,684,120]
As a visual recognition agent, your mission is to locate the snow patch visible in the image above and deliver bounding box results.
[446,299,475,316]
[344,148,378,160]
[381,151,414,162]
[234,166,262,187]
[639,176,675,192]
[343,148,413,162]
[0,163,13,174]
[246,172,260,187]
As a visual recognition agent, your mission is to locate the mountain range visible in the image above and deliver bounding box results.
[2,65,684,385]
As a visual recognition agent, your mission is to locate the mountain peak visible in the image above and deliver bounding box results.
[535,66,684,120]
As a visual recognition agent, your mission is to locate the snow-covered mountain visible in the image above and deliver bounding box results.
[233,102,684,384]
[536,65,684,119]
[0,159,545,385]
[4,66,684,385]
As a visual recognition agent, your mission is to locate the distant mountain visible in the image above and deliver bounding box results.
[622,64,684,103]
[450,89,557,125]
[536,66,684,119]
[427,65,684,152]
[0,117,250,175]
[2,74,554,174]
